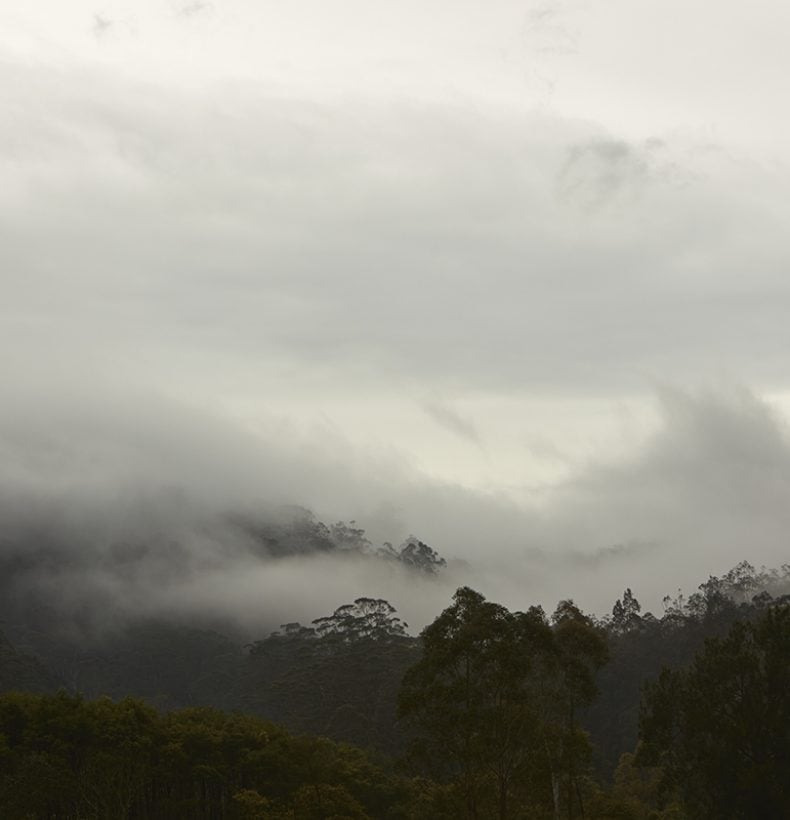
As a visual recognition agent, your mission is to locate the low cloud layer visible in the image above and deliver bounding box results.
[1,385,789,638]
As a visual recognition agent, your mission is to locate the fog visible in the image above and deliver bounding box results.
[1,383,789,637]
[3,2,790,639]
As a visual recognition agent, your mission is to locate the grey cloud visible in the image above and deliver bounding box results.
[567,541,657,569]
[524,436,569,463]
[4,57,790,405]
[0,381,788,633]
[558,138,653,210]
[3,41,790,635]
[422,401,481,443]
[529,387,790,609]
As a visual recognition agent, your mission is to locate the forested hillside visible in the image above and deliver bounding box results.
[0,692,428,819]
[2,548,790,817]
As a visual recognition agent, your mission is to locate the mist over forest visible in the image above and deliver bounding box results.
[2,383,790,642]
[3,2,790,817]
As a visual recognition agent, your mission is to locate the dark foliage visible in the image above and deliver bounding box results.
[3,554,790,819]
[241,604,419,753]
[399,587,607,819]
[584,560,790,778]
[0,692,434,819]
[638,603,790,819]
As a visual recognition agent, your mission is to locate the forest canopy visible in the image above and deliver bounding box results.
[2,559,790,818]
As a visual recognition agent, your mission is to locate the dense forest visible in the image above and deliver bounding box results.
[1,513,789,818]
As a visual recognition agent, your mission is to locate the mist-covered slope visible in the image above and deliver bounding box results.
[2,546,788,778]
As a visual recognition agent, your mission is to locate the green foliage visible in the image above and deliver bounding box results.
[311,598,409,642]
[243,599,419,754]
[585,560,790,778]
[6,558,790,818]
[398,586,608,820]
[0,692,430,819]
[581,752,687,820]
[638,603,790,818]
[292,783,370,819]
[546,600,609,819]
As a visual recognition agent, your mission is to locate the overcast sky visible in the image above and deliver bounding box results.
[2,1,790,621]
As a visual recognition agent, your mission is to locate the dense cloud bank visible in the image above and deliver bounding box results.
[3,13,790,638]
[3,58,789,402]
[1,385,789,638]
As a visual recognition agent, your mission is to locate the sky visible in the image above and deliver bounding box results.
[2,1,790,627]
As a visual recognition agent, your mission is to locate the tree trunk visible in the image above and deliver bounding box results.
[498,775,508,820]
[549,766,561,820]
[568,697,575,820]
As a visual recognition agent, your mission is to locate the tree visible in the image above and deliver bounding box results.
[638,603,790,818]
[312,598,409,642]
[611,589,642,634]
[545,601,609,820]
[244,600,418,754]
[379,536,447,574]
[329,520,373,553]
[0,692,423,818]
[399,587,559,819]
[397,537,447,574]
